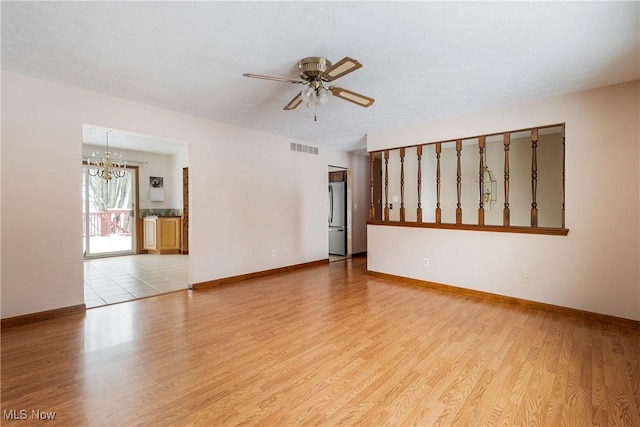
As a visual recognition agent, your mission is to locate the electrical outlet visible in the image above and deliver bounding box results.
[272,249,277,257]
[522,272,532,284]
[423,258,429,267]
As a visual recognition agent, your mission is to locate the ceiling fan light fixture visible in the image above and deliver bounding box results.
[318,87,331,105]
[300,85,314,101]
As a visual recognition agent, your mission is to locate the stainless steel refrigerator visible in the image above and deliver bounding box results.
[328,181,347,256]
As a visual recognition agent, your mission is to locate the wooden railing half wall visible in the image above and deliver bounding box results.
[367,123,569,236]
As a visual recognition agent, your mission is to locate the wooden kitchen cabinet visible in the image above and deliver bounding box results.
[143,216,181,254]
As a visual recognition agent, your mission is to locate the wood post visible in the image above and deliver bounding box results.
[369,152,375,220]
[435,143,442,223]
[417,145,423,223]
[561,124,566,229]
[384,150,390,221]
[531,129,538,227]
[503,133,511,226]
[456,139,462,224]
[400,147,405,222]
[478,136,485,226]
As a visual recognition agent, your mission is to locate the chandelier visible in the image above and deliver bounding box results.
[87,129,126,181]
[474,148,497,211]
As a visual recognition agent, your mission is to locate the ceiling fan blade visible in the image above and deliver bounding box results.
[283,92,303,110]
[329,87,375,108]
[243,73,304,84]
[323,57,362,82]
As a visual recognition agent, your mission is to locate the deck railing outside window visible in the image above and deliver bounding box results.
[83,209,132,237]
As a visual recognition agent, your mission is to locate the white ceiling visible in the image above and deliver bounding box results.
[2,1,639,154]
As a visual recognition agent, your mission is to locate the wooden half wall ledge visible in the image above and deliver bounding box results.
[367,220,569,236]
[192,258,329,290]
[367,270,640,331]
[1,304,86,329]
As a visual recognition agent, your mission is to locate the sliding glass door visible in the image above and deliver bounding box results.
[83,166,136,258]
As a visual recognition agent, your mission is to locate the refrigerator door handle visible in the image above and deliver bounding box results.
[329,185,333,225]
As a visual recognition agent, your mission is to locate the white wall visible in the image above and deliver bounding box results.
[168,149,189,210]
[368,81,640,321]
[1,71,368,318]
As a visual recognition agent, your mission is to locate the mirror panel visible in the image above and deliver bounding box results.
[386,149,401,221]
[483,134,505,226]
[420,144,436,223]
[459,138,479,225]
[438,141,457,224]
[537,126,564,227]
[403,146,418,222]
[371,152,383,221]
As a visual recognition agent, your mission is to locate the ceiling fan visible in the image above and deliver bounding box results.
[243,56,374,120]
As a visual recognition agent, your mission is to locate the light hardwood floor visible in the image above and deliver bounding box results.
[2,257,639,426]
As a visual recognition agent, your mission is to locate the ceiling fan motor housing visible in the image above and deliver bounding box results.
[299,57,332,81]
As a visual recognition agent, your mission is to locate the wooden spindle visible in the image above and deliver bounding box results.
[417,145,423,223]
[503,133,511,226]
[400,147,405,222]
[456,139,462,224]
[531,129,538,227]
[478,136,485,226]
[561,124,566,228]
[369,152,375,220]
[384,150,390,221]
[435,143,442,223]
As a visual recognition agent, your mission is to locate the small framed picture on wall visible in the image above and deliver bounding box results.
[150,176,165,202]
[150,176,164,188]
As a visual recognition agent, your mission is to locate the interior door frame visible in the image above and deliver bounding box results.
[328,166,352,257]
[181,167,189,254]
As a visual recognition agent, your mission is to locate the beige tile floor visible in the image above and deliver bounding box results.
[84,254,189,308]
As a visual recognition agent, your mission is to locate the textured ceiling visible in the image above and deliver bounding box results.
[2,1,639,153]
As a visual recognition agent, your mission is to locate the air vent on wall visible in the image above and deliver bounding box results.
[290,142,319,155]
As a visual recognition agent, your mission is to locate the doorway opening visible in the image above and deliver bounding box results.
[82,124,190,308]
[328,166,350,262]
